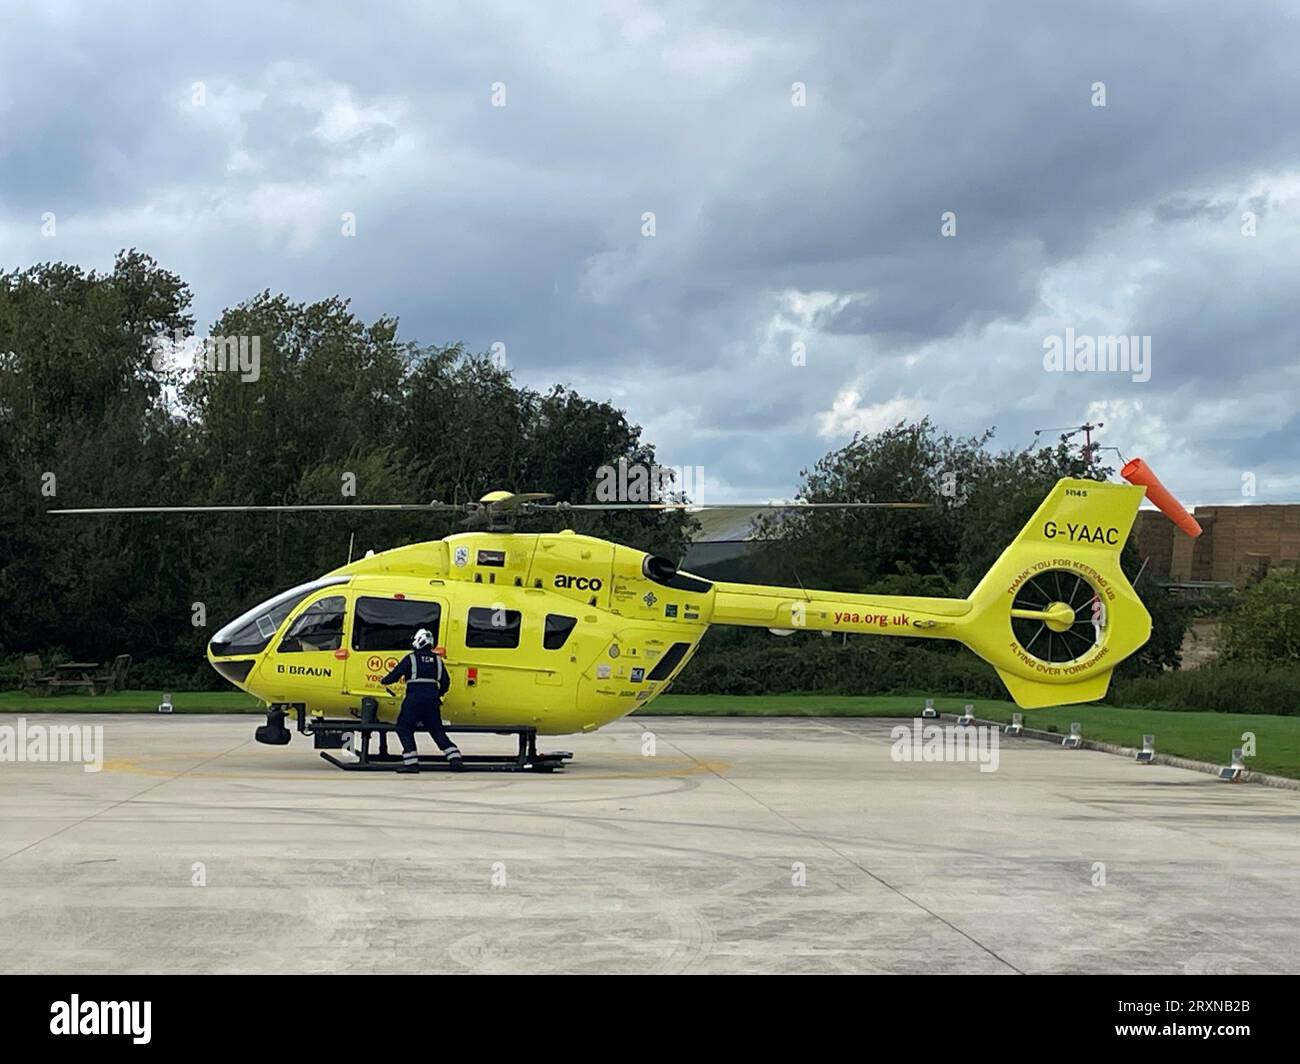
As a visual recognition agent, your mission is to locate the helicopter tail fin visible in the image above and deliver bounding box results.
[958,477,1151,709]
[992,665,1115,710]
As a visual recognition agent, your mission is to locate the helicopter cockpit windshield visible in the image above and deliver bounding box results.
[209,577,351,657]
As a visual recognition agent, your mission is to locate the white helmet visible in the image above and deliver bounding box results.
[412,629,435,650]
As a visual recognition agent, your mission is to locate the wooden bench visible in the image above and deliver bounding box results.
[47,662,103,695]
[21,654,54,695]
[92,654,132,693]
[19,653,131,696]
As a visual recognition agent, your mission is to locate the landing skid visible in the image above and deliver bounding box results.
[259,702,573,773]
[320,749,571,773]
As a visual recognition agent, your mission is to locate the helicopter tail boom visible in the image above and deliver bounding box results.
[706,477,1153,710]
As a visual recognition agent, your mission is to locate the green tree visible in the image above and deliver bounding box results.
[0,251,193,657]
[1220,569,1300,664]
[748,418,1095,595]
[1,252,693,684]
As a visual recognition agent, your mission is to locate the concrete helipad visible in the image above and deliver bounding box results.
[0,712,1297,974]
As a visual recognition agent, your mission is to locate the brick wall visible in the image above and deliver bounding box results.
[1133,505,1300,586]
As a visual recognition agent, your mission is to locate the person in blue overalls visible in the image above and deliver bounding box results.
[381,629,463,773]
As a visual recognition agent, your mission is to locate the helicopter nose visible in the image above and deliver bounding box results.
[209,654,256,685]
[207,624,257,684]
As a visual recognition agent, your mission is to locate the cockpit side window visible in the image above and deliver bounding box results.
[278,595,347,653]
[210,577,349,657]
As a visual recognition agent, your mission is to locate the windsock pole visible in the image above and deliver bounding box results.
[1121,458,1202,537]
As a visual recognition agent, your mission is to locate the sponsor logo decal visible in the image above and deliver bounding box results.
[277,664,333,677]
[556,574,603,591]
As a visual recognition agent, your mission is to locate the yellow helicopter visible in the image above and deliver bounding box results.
[53,459,1196,772]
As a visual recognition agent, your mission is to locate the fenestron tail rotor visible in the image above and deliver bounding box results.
[1009,569,1104,664]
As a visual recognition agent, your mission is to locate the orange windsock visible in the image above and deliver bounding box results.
[1121,458,1202,537]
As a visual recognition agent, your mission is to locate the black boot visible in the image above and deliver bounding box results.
[397,760,419,774]
[448,756,466,772]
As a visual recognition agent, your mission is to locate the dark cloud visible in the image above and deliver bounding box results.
[2,0,1298,503]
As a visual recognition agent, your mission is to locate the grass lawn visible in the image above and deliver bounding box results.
[2,689,1296,780]
[641,694,1300,780]
[0,690,263,713]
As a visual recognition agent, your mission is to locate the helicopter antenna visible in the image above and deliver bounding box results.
[1132,554,1150,588]
[790,565,812,603]
[1080,420,1103,469]
[347,532,355,564]
[1026,421,1106,468]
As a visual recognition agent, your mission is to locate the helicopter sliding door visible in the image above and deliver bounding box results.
[266,591,350,705]
[343,594,446,704]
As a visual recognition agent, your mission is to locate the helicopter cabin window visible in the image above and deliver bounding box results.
[466,606,521,649]
[543,614,577,650]
[277,596,347,653]
[352,597,441,651]
[209,577,350,656]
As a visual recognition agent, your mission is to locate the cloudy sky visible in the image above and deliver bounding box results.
[3,0,1299,505]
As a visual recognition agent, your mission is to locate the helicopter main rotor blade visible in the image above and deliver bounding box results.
[48,504,465,515]
[49,498,929,516]
[532,501,929,511]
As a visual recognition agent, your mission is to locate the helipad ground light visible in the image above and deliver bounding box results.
[158,692,173,714]
[1062,722,1083,749]
[1136,734,1155,764]
[1003,712,1023,736]
[920,697,939,720]
[956,704,975,726]
[1219,748,1246,783]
